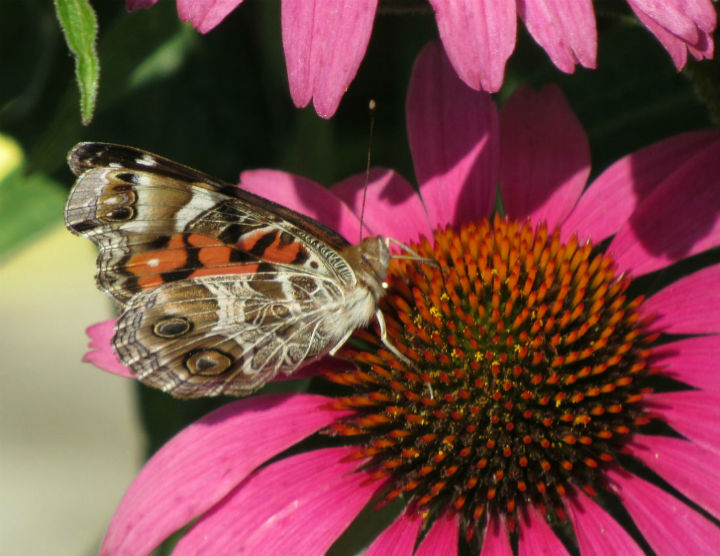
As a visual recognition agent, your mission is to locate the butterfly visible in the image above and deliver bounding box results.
[65,142,401,398]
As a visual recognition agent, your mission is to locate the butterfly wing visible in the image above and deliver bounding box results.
[64,142,377,397]
[114,272,348,398]
[65,142,356,305]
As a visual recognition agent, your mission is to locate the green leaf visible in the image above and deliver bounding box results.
[0,138,66,259]
[54,0,99,125]
[128,24,197,91]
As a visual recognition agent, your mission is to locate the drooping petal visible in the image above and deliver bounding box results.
[632,0,700,41]
[633,7,690,67]
[645,390,720,456]
[642,264,720,335]
[606,467,720,555]
[282,0,378,118]
[100,393,346,556]
[480,513,513,556]
[176,0,245,33]
[239,168,361,242]
[365,509,423,556]
[627,0,716,68]
[518,0,597,73]
[500,85,590,230]
[407,42,499,229]
[332,168,432,244]
[84,319,133,378]
[564,489,645,556]
[429,0,517,92]
[610,137,720,276]
[173,447,377,556]
[650,335,720,392]
[415,511,459,556]
[628,434,720,521]
[561,130,719,244]
[516,504,568,556]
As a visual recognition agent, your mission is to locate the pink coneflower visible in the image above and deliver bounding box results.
[89,42,720,555]
[125,0,716,117]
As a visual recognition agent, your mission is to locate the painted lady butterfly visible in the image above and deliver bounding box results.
[65,142,397,398]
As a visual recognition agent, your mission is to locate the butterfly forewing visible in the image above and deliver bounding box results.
[65,142,390,398]
[65,143,355,304]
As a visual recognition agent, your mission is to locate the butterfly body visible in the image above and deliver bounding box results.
[66,143,389,398]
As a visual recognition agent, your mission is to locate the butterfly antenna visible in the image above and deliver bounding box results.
[359,99,376,242]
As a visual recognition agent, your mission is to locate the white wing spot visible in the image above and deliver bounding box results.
[175,194,218,227]
[146,258,159,267]
[133,173,151,185]
[135,155,157,167]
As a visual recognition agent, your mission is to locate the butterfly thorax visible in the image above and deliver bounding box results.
[340,236,390,302]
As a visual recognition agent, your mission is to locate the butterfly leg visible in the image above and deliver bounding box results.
[329,328,358,357]
[328,309,417,370]
[376,309,431,395]
[374,308,417,368]
[327,314,406,360]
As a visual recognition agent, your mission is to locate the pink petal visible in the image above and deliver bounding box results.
[126,0,157,9]
[627,0,715,68]
[239,168,361,242]
[682,0,718,33]
[282,0,378,118]
[100,393,347,556]
[562,130,719,244]
[564,489,645,556]
[84,319,134,378]
[630,0,701,43]
[645,390,720,456]
[176,0,245,33]
[500,84,590,230]
[610,137,720,276]
[628,434,720,520]
[642,264,720,335]
[174,446,376,556]
[606,466,720,555]
[415,511,459,556]
[516,505,568,556]
[364,509,422,556]
[480,513,513,556]
[650,335,720,391]
[429,0,517,92]
[518,0,597,73]
[407,42,499,229]
[332,168,432,244]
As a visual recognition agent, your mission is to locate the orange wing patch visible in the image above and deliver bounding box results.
[127,233,272,290]
[127,234,188,289]
[189,233,261,276]
[236,229,304,264]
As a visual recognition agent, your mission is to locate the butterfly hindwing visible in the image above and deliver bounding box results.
[113,273,348,398]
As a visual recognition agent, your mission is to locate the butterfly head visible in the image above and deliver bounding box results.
[347,236,390,301]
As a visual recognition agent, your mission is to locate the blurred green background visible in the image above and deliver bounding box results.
[1,1,717,553]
